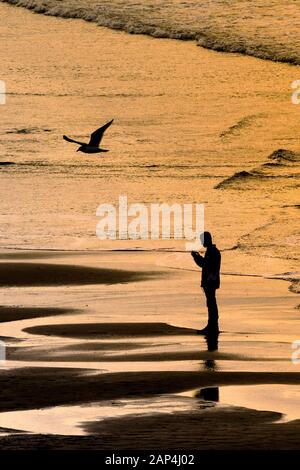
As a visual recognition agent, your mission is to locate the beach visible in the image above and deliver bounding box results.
[0,1,299,450]
[0,249,299,449]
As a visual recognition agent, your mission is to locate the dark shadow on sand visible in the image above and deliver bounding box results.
[0,263,162,287]
[0,252,73,260]
[0,367,299,413]
[79,408,300,450]
[1,408,299,450]
[23,322,195,338]
[0,336,23,343]
[0,306,77,323]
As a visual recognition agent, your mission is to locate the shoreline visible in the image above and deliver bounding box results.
[2,0,300,66]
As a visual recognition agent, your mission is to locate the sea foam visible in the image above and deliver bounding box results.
[3,0,300,65]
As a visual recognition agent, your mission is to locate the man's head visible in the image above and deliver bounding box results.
[200,231,212,247]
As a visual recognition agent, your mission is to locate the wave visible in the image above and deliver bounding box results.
[266,273,300,295]
[7,92,165,98]
[290,280,300,294]
[220,115,260,139]
[215,149,300,189]
[214,171,261,189]
[267,149,299,164]
[3,0,300,65]
[5,127,52,134]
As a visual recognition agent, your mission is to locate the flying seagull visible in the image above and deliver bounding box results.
[63,119,113,153]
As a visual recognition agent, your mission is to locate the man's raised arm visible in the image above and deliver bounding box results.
[191,251,204,267]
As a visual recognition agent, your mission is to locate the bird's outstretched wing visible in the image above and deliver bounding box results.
[88,119,113,147]
[63,135,86,145]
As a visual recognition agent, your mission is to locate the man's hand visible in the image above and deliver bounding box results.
[191,250,204,268]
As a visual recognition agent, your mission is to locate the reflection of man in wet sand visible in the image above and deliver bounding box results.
[191,232,221,335]
[196,336,219,403]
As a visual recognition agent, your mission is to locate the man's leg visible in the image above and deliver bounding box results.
[204,287,219,331]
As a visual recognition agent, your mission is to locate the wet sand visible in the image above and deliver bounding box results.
[0,2,299,271]
[0,306,76,323]
[1,366,300,412]
[0,250,299,449]
[0,262,161,287]
[0,407,299,450]
[0,1,299,451]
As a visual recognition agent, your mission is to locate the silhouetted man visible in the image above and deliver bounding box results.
[191,232,221,334]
